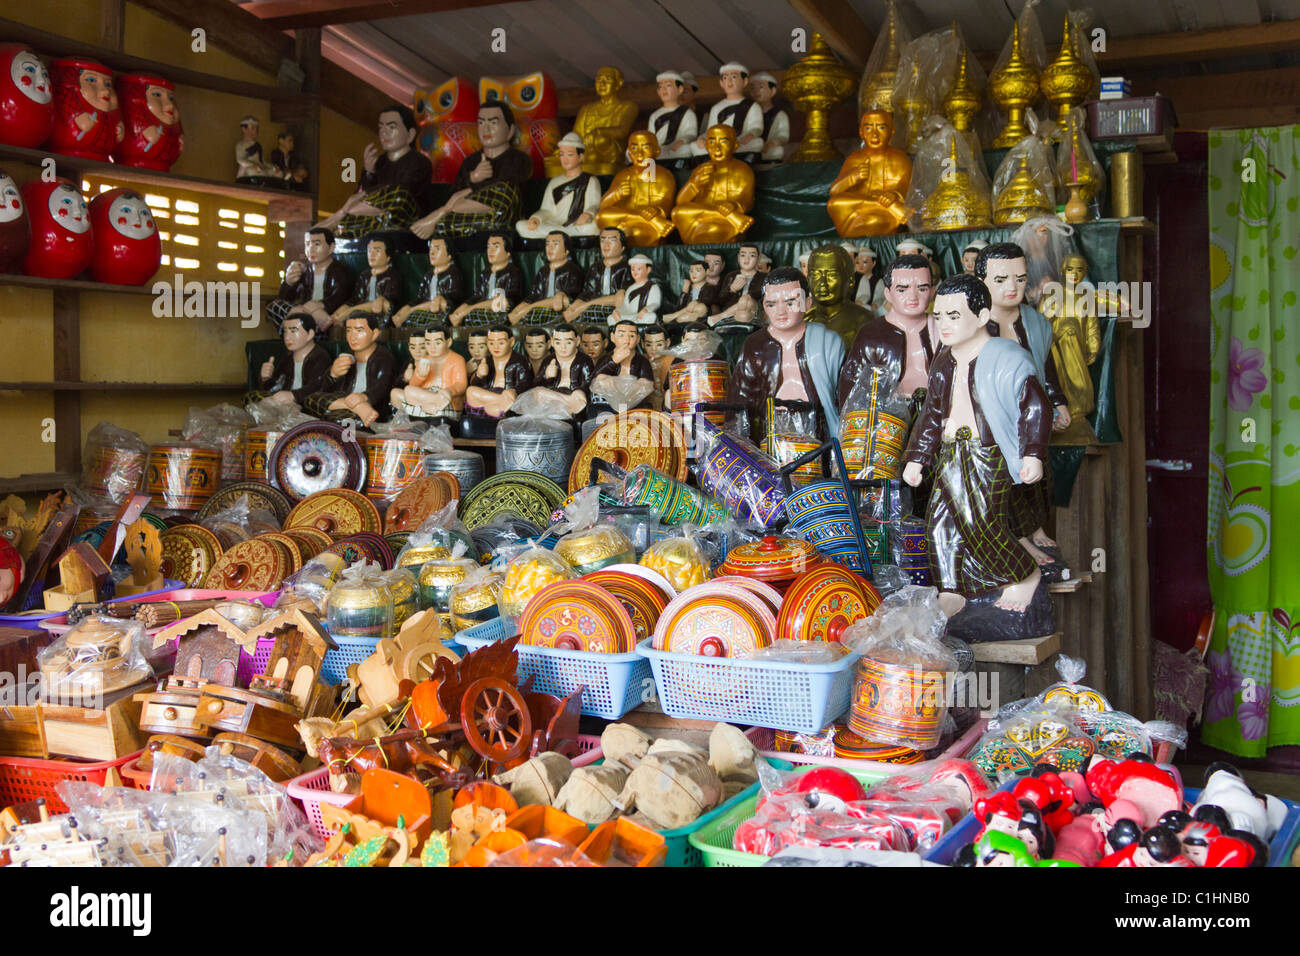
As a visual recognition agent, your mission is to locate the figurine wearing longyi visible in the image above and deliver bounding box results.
[827,110,911,237]
[517,132,600,239]
[596,130,676,246]
[568,66,638,176]
[671,125,755,245]
[1040,252,1103,445]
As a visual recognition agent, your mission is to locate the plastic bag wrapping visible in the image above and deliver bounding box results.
[941,23,988,150]
[772,725,836,757]
[555,524,635,576]
[736,638,850,664]
[761,403,822,486]
[199,493,281,550]
[56,782,267,867]
[369,412,428,439]
[448,564,504,631]
[601,506,660,556]
[871,564,912,596]
[496,537,575,623]
[694,413,788,530]
[890,28,961,153]
[82,421,149,504]
[621,463,728,528]
[325,561,395,641]
[182,403,254,482]
[639,523,711,592]
[591,374,653,413]
[733,789,911,857]
[1054,106,1105,215]
[418,423,456,455]
[380,565,419,628]
[992,134,1059,210]
[206,600,268,632]
[908,119,994,232]
[38,616,152,701]
[840,585,949,661]
[487,837,598,867]
[149,747,321,865]
[667,329,723,362]
[245,396,314,430]
[1031,652,1113,711]
[857,0,913,115]
[1011,215,1076,305]
[981,0,1049,144]
[1059,7,1101,101]
[697,514,763,569]
[471,515,545,564]
[276,552,348,613]
[764,846,931,867]
[866,757,991,819]
[839,367,912,482]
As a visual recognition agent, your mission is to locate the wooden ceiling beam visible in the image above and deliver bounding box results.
[785,0,874,70]
[1133,66,1300,129]
[239,0,525,30]
[1097,19,1300,69]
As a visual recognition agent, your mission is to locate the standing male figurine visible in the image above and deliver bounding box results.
[838,252,936,409]
[267,226,352,333]
[902,273,1054,641]
[318,104,432,237]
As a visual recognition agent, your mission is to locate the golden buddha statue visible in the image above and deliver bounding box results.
[563,66,638,176]
[670,125,755,244]
[805,243,871,349]
[1040,252,1107,445]
[596,130,677,246]
[827,110,911,237]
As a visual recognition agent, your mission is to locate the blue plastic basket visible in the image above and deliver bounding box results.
[456,617,653,720]
[319,634,382,685]
[635,638,858,734]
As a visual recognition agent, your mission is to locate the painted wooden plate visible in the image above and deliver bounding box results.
[195,480,293,525]
[203,537,292,591]
[585,568,670,645]
[602,562,677,600]
[159,523,223,587]
[651,581,775,657]
[569,409,687,494]
[385,476,448,533]
[458,471,566,532]
[776,564,882,643]
[256,532,303,573]
[267,421,367,502]
[518,580,636,654]
[284,527,333,560]
[712,575,783,615]
[718,535,823,591]
[831,726,923,764]
[285,488,382,539]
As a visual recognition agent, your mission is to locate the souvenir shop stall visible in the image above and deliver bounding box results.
[0,0,1294,871]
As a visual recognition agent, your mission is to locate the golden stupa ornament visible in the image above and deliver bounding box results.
[990,22,1040,148]
[785,32,857,163]
[994,156,1054,225]
[894,60,929,153]
[858,1,903,114]
[922,137,992,231]
[1040,15,1093,125]
[943,47,981,133]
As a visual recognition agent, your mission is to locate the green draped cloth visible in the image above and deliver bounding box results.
[1202,125,1300,757]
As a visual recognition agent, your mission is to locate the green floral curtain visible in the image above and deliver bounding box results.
[1203,125,1300,757]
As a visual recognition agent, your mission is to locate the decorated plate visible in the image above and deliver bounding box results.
[712,575,782,615]
[831,726,923,764]
[777,565,882,643]
[459,471,566,532]
[257,532,303,573]
[651,581,775,657]
[599,562,676,600]
[267,421,367,502]
[203,536,292,591]
[325,532,395,570]
[569,409,687,494]
[432,471,461,506]
[385,477,449,534]
[159,523,224,587]
[585,568,670,645]
[285,488,382,539]
[718,535,823,589]
[518,580,636,654]
[195,480,293,526]
[284,527,333,560]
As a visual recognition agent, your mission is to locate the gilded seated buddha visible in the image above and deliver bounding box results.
[827,110,912,237]
[596,130,677,246]
[670,125,755,245]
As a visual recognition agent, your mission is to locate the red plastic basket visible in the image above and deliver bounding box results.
[0,751,144,814]
[119,756,153,791]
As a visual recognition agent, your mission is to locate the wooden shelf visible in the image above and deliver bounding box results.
[0,381,245,392]
[0,472,75,494]
[0,144,316,207]
[0,15,313,106]
[0,273,154,296]
[1119,217,1157,234]
[970,632,1062,666]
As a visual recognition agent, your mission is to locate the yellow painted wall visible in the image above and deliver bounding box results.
[320,108,377,214]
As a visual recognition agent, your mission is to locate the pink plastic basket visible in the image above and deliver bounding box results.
[746,718,989,772]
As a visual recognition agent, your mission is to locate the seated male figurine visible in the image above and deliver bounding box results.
[672,125,755,244]
[827,110,911,237]
[393,237,465,332]
[523,327,552,379]
[267,227,352,333]
[711,243,763,325]
[317,104,432,237]
[648,71,698,166]
[391,324,468,421]
[465,328,490,380]
[465,323,534,422]
[449,231,526,328]
[509,230,584,327]
[611,254,662,327]
[331,234,403,331]
[516,132,600,240]
[663,259,720,325]
[304,310,399,426]
[532,323,595,418]
[580,325,609,367]
[589,319,655,417]
[246,311,331,411]
[562,227,632,326]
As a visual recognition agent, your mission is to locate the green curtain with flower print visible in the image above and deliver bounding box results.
[1202,125,1300,757]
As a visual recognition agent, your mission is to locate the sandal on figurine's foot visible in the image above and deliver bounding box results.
[945,578,1056,644]
[1038,559,1071,584]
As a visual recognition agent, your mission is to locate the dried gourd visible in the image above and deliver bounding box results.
[600,722,651,770]
[552,763,629,825]
[647,737,707,758]
[708,722,759,785]
[493,752,573,806]
[615,751,724,830]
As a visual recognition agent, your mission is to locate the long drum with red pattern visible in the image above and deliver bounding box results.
[144,443,222,512]
[849,656,946,751]
[362,435,426,500]
[668,360,729,430]
[242,429,283,482]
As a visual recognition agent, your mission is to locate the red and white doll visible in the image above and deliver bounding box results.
[0,44,54,148]
[49,58,123,161]
[22,178,92,279]
[0,170,30,273]
[89,187,159,285]
[114,73,182,170]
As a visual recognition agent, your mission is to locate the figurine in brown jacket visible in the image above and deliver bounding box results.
[246,311,331,411]
[305,311,398,426]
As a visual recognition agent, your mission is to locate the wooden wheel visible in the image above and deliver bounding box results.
[459,677,532,767]
[398,641,450,682]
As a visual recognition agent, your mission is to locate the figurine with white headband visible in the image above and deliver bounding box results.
[517,132,602,239]
[693,61,763,159]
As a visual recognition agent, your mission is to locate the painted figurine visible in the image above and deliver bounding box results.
[449,230,525,328]
[568,66,638,176]
[976,242,1071,575]
[21,178,92,279]
[901,273,1055,641]
[728,267,847,441]
[235,115,279,181]
[88,187,160,285]
[392,237,465,332]
[49,58,122,162]
[114,73,182,171]
[595,130,677,247]
[1040,252,1103,445]
[465,323,533,421]
[0,171,30,274]
[267,226,353,333]
[749,72,789,165]
[272,129,309,188]
[479,71,559,179]
[392,324,468,420]
[852,245,880,310]
[333,234,403,328]
[838,253,935,408]
[711,243,762,325]
[247,310,331,410]
[589,318,655,415]
[517,132,600,239]
[672,125,755,244]
[827,110,911,237]
[962,239,988,275]
[663,259,720,325]
[804,244,871,350]
[563,226,632,326]
[523,327,552,379]
[612,254,661,326]
[320,104,432,237]
[0,44,54,148]
[413,100,532,239]
[509,229,583,327]
[580,325,609,367]
[694,62,763,160]
[304,310,398,425]
[649,71,698,165]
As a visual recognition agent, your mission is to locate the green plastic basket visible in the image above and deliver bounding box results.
[690,767,892,867]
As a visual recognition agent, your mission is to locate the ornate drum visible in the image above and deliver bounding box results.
[497,417,574,486]
[840,406,909,480]
[784,481,867,572]
[267,421,367,502]
[423,450,484,498]
[763,433,821,486]
[622,464,728,527]
[697,432,788,529]
[362,434,425,500]
[242,428,282,482]
[570,409,688,494]
[144,443,222,512]
[668,359,729,446]
[849,656,946,751]
[84,441,147,502]
[896,517,931,586]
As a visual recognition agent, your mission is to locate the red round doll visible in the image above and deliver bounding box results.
[0,538,23,611]
[0,170,30,274]
[22,178,93,279]
[49,58,123,162]
[0,43,54,148]
[114,73,182,171]
[89,187,159,285]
